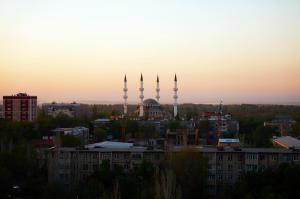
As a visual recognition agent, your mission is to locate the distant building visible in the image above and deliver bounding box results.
[264,116,296,136]
[52,127,90,144]
[201,112,239,144]
[165,120,198,146]
[42,102,80,117]
[3,93,37,121]
[207,114,239,135]
[93,118,111,127]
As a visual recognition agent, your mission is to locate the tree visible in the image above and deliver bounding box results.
[127,120,139,138]
[155,168,180,199]
[110,120,121,139]
[52,113,77,128]
[61,135,83,147]
[252,126,276,147]
[168,121,181,131]
[138,123,156,139]
[292,122,300,138]
[94,128,107,142]
[171,147,208,199]
[224,163,300,199]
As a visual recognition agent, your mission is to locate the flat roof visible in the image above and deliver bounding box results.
[85,141,134,149]
[56,145,300,154]
[219,138,240,143]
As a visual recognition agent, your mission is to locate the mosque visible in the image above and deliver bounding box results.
[123,74,178,120]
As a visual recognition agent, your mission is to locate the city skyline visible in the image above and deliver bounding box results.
[1,0,300,104]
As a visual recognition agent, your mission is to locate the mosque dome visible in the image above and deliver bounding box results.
[143,98,160,107]
[135,98,170,120]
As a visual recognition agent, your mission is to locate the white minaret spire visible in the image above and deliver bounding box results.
[139,73,144,117]
[173,74,178,118]
[156,75,160,102]
[123,74,128,115]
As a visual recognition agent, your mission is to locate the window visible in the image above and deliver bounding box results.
[132,153,142,160]
[208,175,215,181]
[218,175,223,181]
[247,153,257,160]
[293,155,299,161]
[113,153,122,159]
[101,153,111,160]
[218,155,223,161]
[272,155,278,161]
[259,154,265,160]
[124,164,130,169]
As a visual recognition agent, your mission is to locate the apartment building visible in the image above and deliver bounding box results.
[3,93,37,121]
[48,144,300,194]
[48,146,163,187]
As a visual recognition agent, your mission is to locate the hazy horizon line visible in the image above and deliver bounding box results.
[1,99,300,106]
[38,100,300,106]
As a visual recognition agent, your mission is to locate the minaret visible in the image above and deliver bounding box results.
[156,75,160,102]
[139,73,144,117]
[173,74,178,118]
[123,75,128,115]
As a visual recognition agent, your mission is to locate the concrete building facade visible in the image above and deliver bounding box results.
[3,93,37,121]
[48,145,300,194]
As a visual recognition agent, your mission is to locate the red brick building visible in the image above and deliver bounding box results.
[3,93,37,121]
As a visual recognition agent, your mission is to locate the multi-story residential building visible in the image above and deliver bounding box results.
[48,143,164,187]
[42,102,81,117]
[3,93,37,121]
[48,143,300,195]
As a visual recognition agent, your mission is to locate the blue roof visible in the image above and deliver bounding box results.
[218,138,240,143]
[86,141,133,149]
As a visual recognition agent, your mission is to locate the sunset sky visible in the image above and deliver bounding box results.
[0,0,299,104]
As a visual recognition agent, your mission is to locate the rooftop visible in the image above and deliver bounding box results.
[85,141,134,149]
[273,136,300,149]
[218,138,240,143]
[56,145,300,154]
